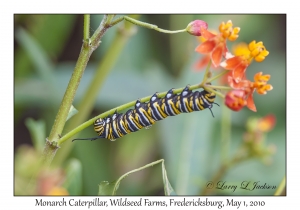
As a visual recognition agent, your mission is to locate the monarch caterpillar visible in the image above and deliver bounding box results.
[72,86,218,142]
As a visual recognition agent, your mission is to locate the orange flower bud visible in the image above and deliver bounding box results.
[248,41,269,62]
[225,90,247,111]
[253,72,273,95]
[219,20,240,41]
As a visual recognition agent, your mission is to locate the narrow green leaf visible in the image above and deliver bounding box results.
[24,118,46,152]
[162,161,176,195]
[15,27,61,104]
[66,105,78,122]
[98,159,176,195]
[98,181,118,196]
[15,27,55,83]
[63,158,82,195]
[15,15,76,78]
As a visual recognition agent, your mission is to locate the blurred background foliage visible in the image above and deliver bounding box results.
[14,14,286,195]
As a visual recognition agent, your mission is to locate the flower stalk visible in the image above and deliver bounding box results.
[111,16,187,34]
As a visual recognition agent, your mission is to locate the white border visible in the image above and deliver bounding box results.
[3,0,297,209]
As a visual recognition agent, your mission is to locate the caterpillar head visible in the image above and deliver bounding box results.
[94,118,105,136]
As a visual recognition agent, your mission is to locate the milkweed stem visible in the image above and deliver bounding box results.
[57,83,203,146]
[83,15,90,41]
[48,15,112,144]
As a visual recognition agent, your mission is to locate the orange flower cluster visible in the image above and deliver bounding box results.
[194,20,272,112]
[195,20,240,67]
[225,71,273,112]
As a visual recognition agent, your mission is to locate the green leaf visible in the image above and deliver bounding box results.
[98,181,118,196]
[66,105,78,122]
[15,27,55,83]
[161,161,176,195]
[15,27,61,104]
[98,159,175,195]
[15,15,76,77]
[63,158,82,195]
[24,118,46,152]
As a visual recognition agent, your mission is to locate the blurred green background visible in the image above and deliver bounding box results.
[14,14,286,195]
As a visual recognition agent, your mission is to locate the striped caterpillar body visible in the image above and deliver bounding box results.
[72,86,217,142]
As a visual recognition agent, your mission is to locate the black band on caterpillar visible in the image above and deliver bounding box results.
[72,86,217,142]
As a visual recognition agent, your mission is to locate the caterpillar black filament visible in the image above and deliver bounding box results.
[72,86,217,142]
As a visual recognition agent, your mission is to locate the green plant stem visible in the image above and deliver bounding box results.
[106,15,115,24]
[112,159,164,195]
[44,15,113,165]
[221,102,231,163]
[54,15,139,164]
[201,163,228,196]
[203,86,225,99]
[111,16,187,34]
[274,176,286,196]
[88,15,115,48]
[206,70,229,83]
[26,139,59,192]
[201,151,250,195]
[201,60,212,83]
[71,16,138,129]
[200,61,227,99]
[40,139,60,167]
[207,85,232,90]
[48,45,93,143]
[83,15,90,41]
[57,83,203,146]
